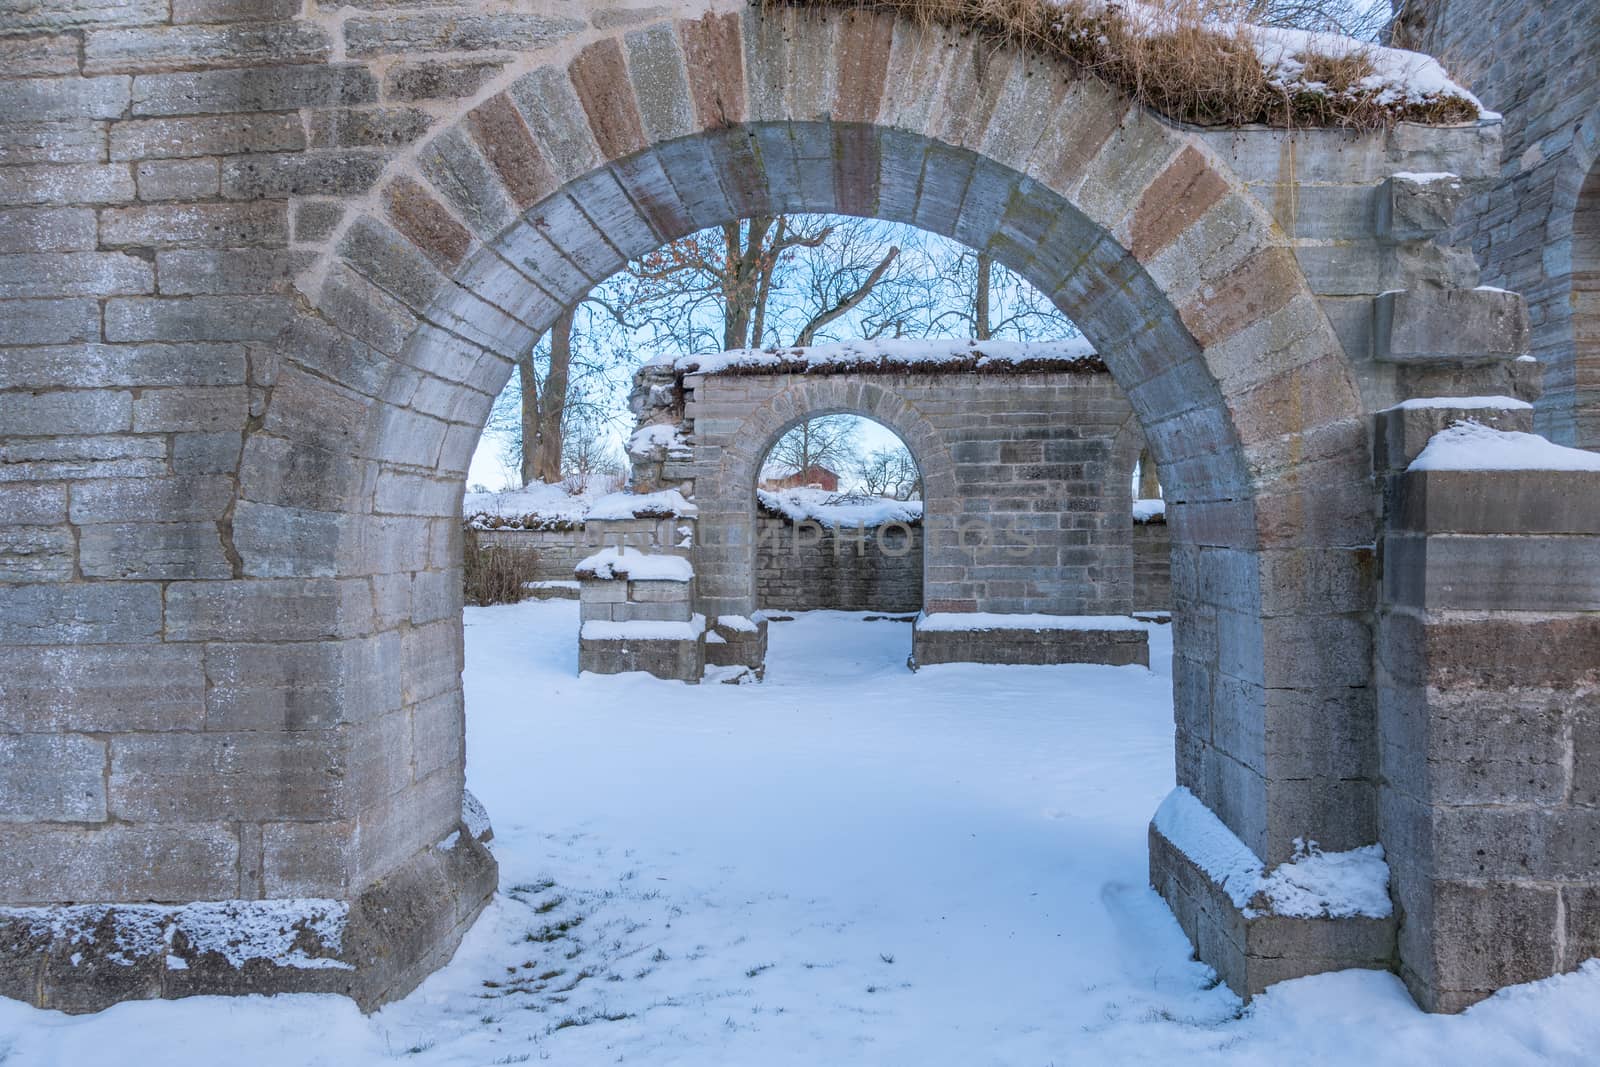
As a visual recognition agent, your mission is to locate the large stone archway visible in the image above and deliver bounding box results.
[4,0,1575,1016]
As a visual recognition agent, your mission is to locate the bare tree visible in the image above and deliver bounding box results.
[856,444,923,500]
[762,415,862,483]
[1214,0,1393,40]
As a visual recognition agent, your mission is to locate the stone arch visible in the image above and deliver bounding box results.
[697,376,957,618]
[57,1,1393,1006]
[261,5,1375,884]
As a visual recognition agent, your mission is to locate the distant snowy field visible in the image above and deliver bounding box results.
[4,603,1597,1065]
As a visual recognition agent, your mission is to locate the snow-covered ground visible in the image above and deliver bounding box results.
[4,603,1598,1065]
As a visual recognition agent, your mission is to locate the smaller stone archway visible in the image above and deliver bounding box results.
[618,345,1152,671]
[752,412,928,616]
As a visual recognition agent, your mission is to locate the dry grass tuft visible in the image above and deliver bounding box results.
[463,526,542,606]
[770,0,1480,129]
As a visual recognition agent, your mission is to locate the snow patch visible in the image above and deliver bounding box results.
[758,487,923,528]
[464,481,597,530]
[916,612,1147,632]
[1410,421,1600,472]
[675,337,1098,376]
[575,547,695,582]
[587,489,697,521]
[1386,395,1532,411]
[1390,171,1461,184]
[1153,788,1392,919]
[462,788,492,842]
[629,423,690,458]
[0,900,352,971]
[1132,497,1166,523]
[715,614,759,633]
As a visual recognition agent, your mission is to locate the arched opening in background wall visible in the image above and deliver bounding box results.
[754,413,926,616]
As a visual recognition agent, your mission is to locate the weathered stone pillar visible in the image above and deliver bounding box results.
[1375,398,1600,1011]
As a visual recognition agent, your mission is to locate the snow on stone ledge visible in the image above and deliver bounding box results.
[587,489,698,521]
[1152,787,1392,920]
[629,422,690,458]
[1385,395,1533,412]
[671,337,1100,376]
[1132,497,1165,523]
[575,547,694,582]
[581,614,706,641]
[715,614,759,633]
[758,487,923,528]
[0,899,352,971]
[464,481,598,530]
[915,611,1147,632]
[1410,421,1600,472]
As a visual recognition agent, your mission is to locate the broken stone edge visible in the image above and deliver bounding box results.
[0,826,497,1015]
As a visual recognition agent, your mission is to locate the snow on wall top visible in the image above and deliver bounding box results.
[1132,498,1166,524]
[587,489,698,521]
[464,481,599,530]
[758,487,923,528]
[1152,787,1392,919]
[916,611,1148,632]
[1410,422,1600,472]
[575,547,695,582]
[669,338,1102,377]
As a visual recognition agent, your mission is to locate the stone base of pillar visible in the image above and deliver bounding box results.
[910,613,1149,667]
[0,825,497,1014]
[1148,818,1395,999]
[705,614,769,676]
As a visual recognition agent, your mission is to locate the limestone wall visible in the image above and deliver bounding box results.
[754,514,922,613]
[1132,519,1171,613]
[684,369,1138,621]
[474,526,589,583]
[1397,0,1600,446]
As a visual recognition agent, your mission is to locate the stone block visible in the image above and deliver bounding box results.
[0,298,101,345]
[204,635,401,732]
[221,151,385,200]
[0,524,75,582]
[0,734,107,823]
[0,250,152,298]
[1378,173,1470,241]
[579,631,705,683]
[134,158,220,201]
[131,65,378,117]
[84,21,330,75]
[110,113,306,161]
[343,13,583,56]
[1383,532,1600,611]
[79,521,233,580]
[0,583,162,645]
[1373,288,1529,363]
[0,206,98,252]
[0,823,238,903]
[911,619,1149,667]
[1393,468,1600,534]
[384,58,507,101]
[0,643,205,733]
[108,730,348,822]
[1372,399,1533,471]
[100,201,287,250]
[166,578,375,642]
[1148,820,1396,1002]
[0,76,129,121]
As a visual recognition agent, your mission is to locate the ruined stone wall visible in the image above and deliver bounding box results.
[754,514,922,613]
[685,370,1137,621]
[474,526,588,583]
[1132,518,1171,614]
[1397,0,1600,446]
